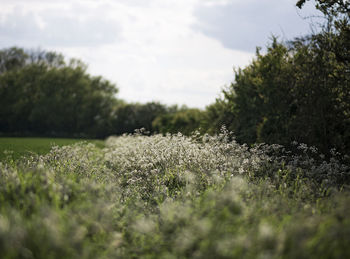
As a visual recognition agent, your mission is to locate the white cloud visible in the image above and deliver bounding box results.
[53,0,253,107]
[0,2,122,47]
[193,0,323,52]
[0,0,316,108]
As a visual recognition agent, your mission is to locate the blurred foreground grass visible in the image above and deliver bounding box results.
[0,137,104,161]
[0,133,349,258]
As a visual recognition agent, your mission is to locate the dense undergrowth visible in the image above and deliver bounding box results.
[0,130,349,258]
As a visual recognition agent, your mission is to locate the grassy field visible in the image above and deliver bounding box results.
[0,133,349,258]
[0,137,104,161]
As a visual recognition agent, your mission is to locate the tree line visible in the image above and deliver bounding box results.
[0,48,201,138]
[0,0,349,155]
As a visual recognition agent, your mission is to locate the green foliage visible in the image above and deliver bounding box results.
[207,17,350,154]
[111,102,167,135]
[0,47,204,138]
[0,47,28,73]
[205,39,296,146]
[201,98,234,135]
[0,132,349,258]
[224,39,295,145]
[0,47,118,138]
[152,107,205,135]
[200,0,350,155]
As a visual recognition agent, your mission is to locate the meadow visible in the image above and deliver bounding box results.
[0,131,349,258]
[0,137,104,161]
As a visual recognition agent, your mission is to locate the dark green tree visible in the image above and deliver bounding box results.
[111,102,167,134]
[202,97,234,135]
[0,47,118,138]
[0,47,28,74]
[152,107,204,135]
[203,0,349,154]
[219,40,295,145]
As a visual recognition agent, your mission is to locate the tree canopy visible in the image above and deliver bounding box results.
[0,47,118,138]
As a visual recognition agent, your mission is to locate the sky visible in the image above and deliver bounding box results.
[0,0,322,108]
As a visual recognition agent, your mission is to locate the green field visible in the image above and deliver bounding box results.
[0,137,104,161]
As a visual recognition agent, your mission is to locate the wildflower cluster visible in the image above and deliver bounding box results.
[0,132,349,258]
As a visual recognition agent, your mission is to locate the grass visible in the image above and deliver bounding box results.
[0,132,349,258]
[0,137,105,161]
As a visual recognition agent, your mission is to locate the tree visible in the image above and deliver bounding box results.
[203,0,349,154]
[152,107,204,135]
[0,47,28,74]
[0,47,119,138]
[202,97,234,135]
[111,102,167,134]
[219,39,295,145]
[296,0,350,17]
[293,0,350,153]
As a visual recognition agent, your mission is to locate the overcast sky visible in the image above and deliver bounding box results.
[0,0,321,108]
